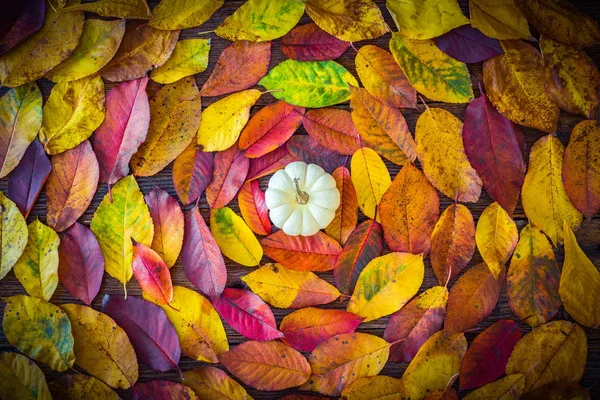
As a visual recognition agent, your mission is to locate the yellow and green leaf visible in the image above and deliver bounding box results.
[210,207,263,267]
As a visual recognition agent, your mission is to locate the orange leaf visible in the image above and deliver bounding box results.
[132,241,173,305]
[144,187,184,268]
[171,143,213,206]
[302,108,361,155]
[325,166,358,245]
[238,180,271,236]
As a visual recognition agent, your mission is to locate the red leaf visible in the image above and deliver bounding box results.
[302,108,361,155]
[58,222,104,306]
[459,319,522,390]
[172,142,213,206]
[181,208,226,299]
[445,263,505,335]
[238,180,271,236]
[7,138,51,217]
[144,187,184,268]
[434,26,503,64]
[102,294,181,372]
[261,230,342,272]
[246,146,297,181]
[0,0,45,55]
[286,135,347,174]
[280,308,362,352]
[201,41,271,97]
[334,219,383,295]
[281,23,350,61]
[212,288,283,341]
[132,240,173,305]
[94,76,150,186]
[206,144,249,209]
[463,90,526,215]
[325,166,358,245]
[240,101,305,159]
[133,380,197,400]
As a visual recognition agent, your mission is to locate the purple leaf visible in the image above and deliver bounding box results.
[286,135,346,173]
[434,25,503,64]
[0,0,45,55]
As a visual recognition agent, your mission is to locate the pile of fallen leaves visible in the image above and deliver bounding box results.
[0,0,599,398]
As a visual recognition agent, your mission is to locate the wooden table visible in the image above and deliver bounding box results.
[1,1,599,398]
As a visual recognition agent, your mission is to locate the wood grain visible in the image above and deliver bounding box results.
[0,1,599,398]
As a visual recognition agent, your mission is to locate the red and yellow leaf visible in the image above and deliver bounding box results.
[184,366,251,399]
[325,166,358,245]
[172,143,213,205]
[145,187,183,268]
[238,180,271,236]
[206,144,249,209]
[133,241,173,305]
[303,108,361,155]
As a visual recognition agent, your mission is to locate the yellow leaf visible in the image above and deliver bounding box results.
[63,0,151,19]
[305,0,389,42]
[197,89,262,152]
[476,202,518,278]
[39,75,105,155]
[14,220,59,301]
[560,221,600,328]
[347,252,424,322]
[301,332,390,396]
[399,331,467,400]
[341,375,403,400]
[416,107,482,202]
[151,39,211,84]
[90,175,154,286]
[130,76,201,176]
[241,263,340,308]
[0,0,84,87]
[521,135,582,246]
[0,190,27,281]
[210,207,262,267]
[0,352,51,400]
[46,19,126,83]
[389,34,474,103]
[506,320,587,394]
[61,304,138,389]
[150,0,224,30]
[184,366,253,400]
[350,147,391,221]
[469,0,532,40]
[51,375,119,400]
[463,374,526,400]
[148,286,229,363]
[387,0,469,40]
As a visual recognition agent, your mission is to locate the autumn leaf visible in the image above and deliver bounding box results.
[14,220,59,301]
[216,0,305,42]
[380,163,439,255]
[58,223,104,306]
[386,0,468,39]
[184,366,251,399]
[347,252,424,322]
[207,145,249,209]
[433,25,504,64]
[281,23,350,61]
[100,21,179,82]
[389,34,474,103]
[341,375,403,400]
[416,107,482,202]
[0,83,41,179]
[302,109,361,156]
[150,0,224,30]
[444,262,505,335]
[325,167,358,245]
[0,192,27,281]
[0,352,51,400]
[45,19,126,83]
[524,382,592,400]
[459,319,522,390]
[560,221,600,328]
[238,181,271,236]
[2,295,75,372]
[46,141,99,232]
[430,204,475,285]
[151,38,211,84]
[507,224,561,328]
[469,0,532,40]
[476,202,518,278]
[506,320,587,393]
[197,89,262,152]
[51,375,119,400]
[483,40,559,133]
[463,374,526,400]
[90,175,154,288]
[172,143,213,206]
[261,230,341,272]
[94,76,150,186]
[61,304,138,389]
[102,295,181,372]
[133,380,198,400]
[0,1,84,87]
[201,41,271,97]
[384,285,448,363]
[62,0,151,19]
[247,145,297,181]
[301,332,389,396]
[0,0,45,55]
[351,147,391,221]
[39,75,105,155]
[220,340,311,391]
[286,135,347,174]
[213,288,283,341]
[133,241,174,305]
[305,0,389,42]
[144,188,183,269]
[7,139,51,217]
[521,135,582,246]
[259,60,359,108]
[210,207,262,267]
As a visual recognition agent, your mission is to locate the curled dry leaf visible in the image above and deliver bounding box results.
[325,166,358,245]
[46,140,99,232]
[145,187,184,269]
[210,207,263,267]
[133,241,174,305]
[220,340,311,391]
[61,304,138,389]
[238,180,271,236]
[133,380,198,400]
[302,109,361,156]
[469,0,532,40]
[463,374,526,400]
[0,0,45,56]
[50,375,119,399]
[150,0,224,30]
[172,143,213,206]
[433,25,503,64]
[0,192,27,281]
[62,0,151,19]
[286,135,347,174]
[281,23,350,61]
[0,352,51,400]
[184,366,251,400]
[476,202,518,278]
[207,144,250,209]
[151,38,211,84]
[350,147,391,221]
[387,0,468,40]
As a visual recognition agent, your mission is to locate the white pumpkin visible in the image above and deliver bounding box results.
[265,162,340,236]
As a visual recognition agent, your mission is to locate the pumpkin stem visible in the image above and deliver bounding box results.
[293,178,310,204]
